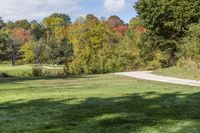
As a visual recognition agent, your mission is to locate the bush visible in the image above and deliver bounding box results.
[177,58,198,70]
[178,23,200,66]
[0,72,11,78]
[32,65,43,77]
[146,50,171,70]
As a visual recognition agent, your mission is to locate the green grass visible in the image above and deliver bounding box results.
[153,67,200,80]
[0,64,64,77]
[0,64,32,77]
[0,74,200,133]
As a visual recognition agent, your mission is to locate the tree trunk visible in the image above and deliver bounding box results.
[11,44,15,66]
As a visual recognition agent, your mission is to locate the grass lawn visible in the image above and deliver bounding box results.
[0,64,32,77]
[0,64,64,77]
[153,67,200,80]
[0,73,200,133]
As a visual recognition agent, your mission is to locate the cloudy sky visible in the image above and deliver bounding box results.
[0,0,137,22]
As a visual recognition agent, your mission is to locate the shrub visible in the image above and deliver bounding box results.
[146,50,171,70]
[0,72,11,78]
[32,65,43,77]
[178,23,200,68]
[177,58,198,70]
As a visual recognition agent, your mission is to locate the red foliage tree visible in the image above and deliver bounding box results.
[12,28,31,42]
[113,26,129,36]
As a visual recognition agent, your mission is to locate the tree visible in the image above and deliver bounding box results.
[12,28,31,42]
[43,13,71,30]
[135,0,200,39]
[67,16,120,74]
[107,15,124,28]
[179,23,200,64]
[19,39,51,64]
[43,13,70,42]
[5,21,15,31]
[50,13,71,24]
[19,41,34,64]
[30,20,45,40]
[9,28,31,65]
[0,32,10,62]
[15,19,31,30]
[43,13,72,64]
[113,26,129,36]
[0,17,5,29]
[135,0,200,67]
[86,14,99,22]
[75,16,86,24]
[116,22,147,71]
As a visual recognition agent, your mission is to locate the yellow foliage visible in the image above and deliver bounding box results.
[19,42,34,64]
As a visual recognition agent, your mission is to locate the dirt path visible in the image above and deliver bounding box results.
[43,66,63,70]
[115,71,200,87]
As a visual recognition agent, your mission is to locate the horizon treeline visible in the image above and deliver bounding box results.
[1,0,200,74]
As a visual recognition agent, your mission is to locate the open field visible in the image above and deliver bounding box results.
[153,67,200,80]
[0,73,200,133]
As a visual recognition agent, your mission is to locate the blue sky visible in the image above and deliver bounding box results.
[0,0,138,23]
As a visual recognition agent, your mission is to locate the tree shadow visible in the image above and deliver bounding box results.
[0,75,98,83]
[0,92,200,133]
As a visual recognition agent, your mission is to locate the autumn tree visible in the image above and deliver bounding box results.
[10,28,31,65]
[67,15,120,74]
[86,14,99,22]
[107,15,124,28]
[43,13,72,64]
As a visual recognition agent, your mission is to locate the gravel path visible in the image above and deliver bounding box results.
[115,71,200,87]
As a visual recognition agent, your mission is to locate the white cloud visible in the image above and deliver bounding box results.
[0,0,82,21]
[104,0,131,12]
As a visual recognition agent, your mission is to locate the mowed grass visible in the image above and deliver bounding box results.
[0,64,32,77]
[0,74,200,133]
[0,64,64,77]
[153,67,200,80]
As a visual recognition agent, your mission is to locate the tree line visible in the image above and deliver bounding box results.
[1,0,200,74]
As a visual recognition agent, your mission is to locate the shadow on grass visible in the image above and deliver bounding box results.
[0,75,98,83]
[0,92,200,133]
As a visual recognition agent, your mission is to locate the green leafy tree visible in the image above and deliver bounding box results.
[6,21,15,30]
[135,0,200,39]
[117,28,143,71]
[134,0,200,67]
[15,19,31,30]
[179,23,200,63]
[30,20,45,40]
[0,32,10,62]
[50,13,71,24]
[19,39,51,64]
[0,17,5,29]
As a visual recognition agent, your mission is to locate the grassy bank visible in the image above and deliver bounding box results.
[153,67,200,80]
